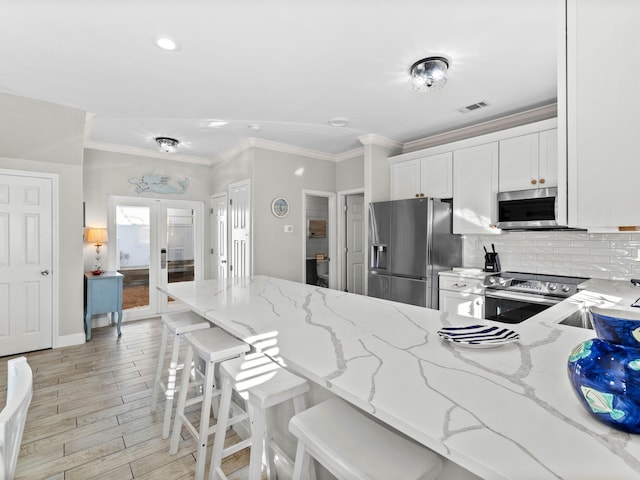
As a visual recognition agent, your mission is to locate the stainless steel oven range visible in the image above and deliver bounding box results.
[483,272,588,324]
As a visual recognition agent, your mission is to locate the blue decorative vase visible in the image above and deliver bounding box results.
[567,307,640,433]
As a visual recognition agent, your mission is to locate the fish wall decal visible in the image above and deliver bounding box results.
[128,175,189,194]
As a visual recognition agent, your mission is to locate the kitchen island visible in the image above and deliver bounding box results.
[160,276,640,480]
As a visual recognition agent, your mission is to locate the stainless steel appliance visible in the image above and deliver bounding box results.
[483,271,588,323]
[496,187,564,230]
[368,198,462,308]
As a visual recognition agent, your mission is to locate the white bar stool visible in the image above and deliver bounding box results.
[289,398,443,480]
[209,353,311,480]
[150,311,211,439]
[169,327,250,480]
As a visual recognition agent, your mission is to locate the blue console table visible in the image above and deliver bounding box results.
[84,271,123,341]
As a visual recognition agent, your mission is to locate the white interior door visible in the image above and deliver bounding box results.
[229,180,251,277]
[346,193,365,294]
[211,193,228,280]
[0,173,53,356]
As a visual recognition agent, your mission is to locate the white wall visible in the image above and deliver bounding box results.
[463,231,640,280]
[252,148,336,281]
[83,148,213,276]
[336,155,364,191]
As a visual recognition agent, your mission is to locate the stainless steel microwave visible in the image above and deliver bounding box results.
[496,187,562,230]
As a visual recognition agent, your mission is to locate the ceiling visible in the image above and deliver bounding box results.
[1,0,558,162]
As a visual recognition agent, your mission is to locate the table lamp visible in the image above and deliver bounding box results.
[86,227,108,274]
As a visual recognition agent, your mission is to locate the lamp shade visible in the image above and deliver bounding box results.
[86,228,108,244]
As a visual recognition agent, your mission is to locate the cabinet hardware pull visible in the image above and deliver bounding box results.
[453,283,467,288]
[539,178,545,184]
[531,179,537,185]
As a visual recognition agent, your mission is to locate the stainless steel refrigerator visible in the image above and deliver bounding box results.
[368,198,462,308]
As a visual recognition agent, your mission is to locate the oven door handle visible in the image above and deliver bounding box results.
[485,290,562,306]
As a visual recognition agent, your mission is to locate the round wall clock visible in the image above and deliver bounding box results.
[271,197,289,217]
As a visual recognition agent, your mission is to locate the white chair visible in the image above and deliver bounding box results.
[169,327,250,480]
[209,353,311,480]
[0,357,33,480]
[150,311,211,439]
[289,397,443,480]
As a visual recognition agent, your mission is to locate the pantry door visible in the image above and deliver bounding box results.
[0,171,55,356]
[108,197,203,319]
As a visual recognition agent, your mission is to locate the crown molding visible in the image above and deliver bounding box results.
[248,138,336,162]
[402,103,558,153]
[84,141,212,166]
[211,139,253,164]
[358,134,403,151]
[335,147,364,162]
[213,137,339,164]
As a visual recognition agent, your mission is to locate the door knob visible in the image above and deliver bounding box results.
[221,260,227,264]
[41,269,50,276]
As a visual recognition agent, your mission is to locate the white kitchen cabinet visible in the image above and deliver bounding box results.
[453,142,500,234]
[498,129,558,192]
[390,159,421,200]
[564,0,640,229]
[391,152,452,200]
[438,271,485,319]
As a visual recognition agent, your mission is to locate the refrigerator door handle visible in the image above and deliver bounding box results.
[426,199,433,269]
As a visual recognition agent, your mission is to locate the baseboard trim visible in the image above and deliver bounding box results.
[55,332,86,348]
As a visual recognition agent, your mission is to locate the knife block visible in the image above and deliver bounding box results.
[484,252,501,272]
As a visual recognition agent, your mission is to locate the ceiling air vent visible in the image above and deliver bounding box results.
[458,100,490,113]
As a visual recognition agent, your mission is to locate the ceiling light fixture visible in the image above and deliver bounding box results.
[328,117,348,127]
[410,56,449,92]
[207,119,228,128]
[154,36,179,51]
[155,137,179,153]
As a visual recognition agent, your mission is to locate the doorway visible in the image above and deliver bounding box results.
[337,189,365,294]
[107,196,204,319]
[302,190,336,288]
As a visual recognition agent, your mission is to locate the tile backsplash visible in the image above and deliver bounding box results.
[463,231,640,280]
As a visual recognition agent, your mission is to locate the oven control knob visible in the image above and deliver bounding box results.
[498,278,507,286]
[487,277,496,285]
[548,284,558,291]
[561,285,570,293]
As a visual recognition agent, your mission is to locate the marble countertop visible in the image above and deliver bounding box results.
[161,276,640,480]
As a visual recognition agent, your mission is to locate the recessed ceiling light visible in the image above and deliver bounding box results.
[207,120,228,128]
[154,36,180,51]
[329,117,348,127]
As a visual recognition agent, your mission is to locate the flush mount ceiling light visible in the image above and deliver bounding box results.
[410,56,449,92]
[155,137,179,153]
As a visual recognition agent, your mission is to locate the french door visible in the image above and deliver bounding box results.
[107,196,203,319]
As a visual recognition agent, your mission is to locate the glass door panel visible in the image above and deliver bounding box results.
[165,207,195,305]
[116,205,151,312]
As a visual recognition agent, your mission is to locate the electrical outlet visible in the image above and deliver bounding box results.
[284,225,293,233]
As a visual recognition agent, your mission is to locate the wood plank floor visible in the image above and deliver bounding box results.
[0,317,256,480]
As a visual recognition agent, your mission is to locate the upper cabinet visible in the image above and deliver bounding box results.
[453,142,500,235]
[390,152,452,200]
[564,0,640,229]
[498,129,558,192]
